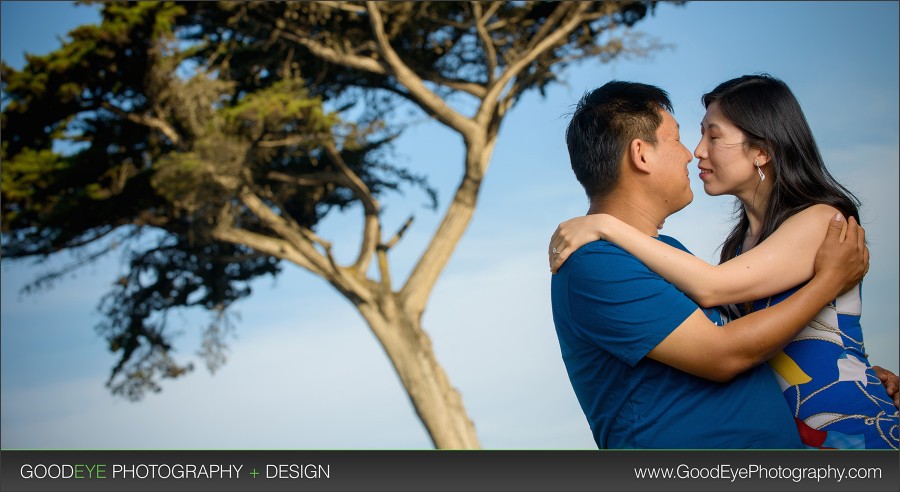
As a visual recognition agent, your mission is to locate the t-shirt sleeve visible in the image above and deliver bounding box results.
[564,242,700,367]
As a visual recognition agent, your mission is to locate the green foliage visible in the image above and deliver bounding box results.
[222,79,338,137]
[2,1,422,400]
[96,237,280,400]
[0,147,70,202]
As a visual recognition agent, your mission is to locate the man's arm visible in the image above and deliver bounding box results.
[647,214,868,382]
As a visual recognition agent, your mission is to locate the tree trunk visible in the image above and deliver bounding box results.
[357,299,480,449]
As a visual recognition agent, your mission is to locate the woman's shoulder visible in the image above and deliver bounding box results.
[763,204,840,245]
[781,204,842,229]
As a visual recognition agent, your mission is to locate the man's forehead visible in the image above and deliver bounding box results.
[659,109,680,129]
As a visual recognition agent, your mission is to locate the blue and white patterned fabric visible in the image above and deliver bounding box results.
[732,283,899,449]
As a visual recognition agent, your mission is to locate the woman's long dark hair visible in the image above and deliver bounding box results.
[704,74,861,264]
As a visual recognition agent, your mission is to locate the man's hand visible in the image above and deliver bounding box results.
[872,365,900,409]
[813,214,868,295]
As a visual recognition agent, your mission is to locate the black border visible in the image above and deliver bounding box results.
[1,449,898,492]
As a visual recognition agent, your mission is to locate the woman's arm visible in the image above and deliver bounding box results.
[549,204,842,307]
[649,213,867,381]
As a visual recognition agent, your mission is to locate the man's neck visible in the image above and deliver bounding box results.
[588,194,665,237]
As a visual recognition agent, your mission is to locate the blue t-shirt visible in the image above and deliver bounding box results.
[551,236,802,449]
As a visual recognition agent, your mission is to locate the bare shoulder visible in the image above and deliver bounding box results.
[781,204,841,231]
[762,204,840,245]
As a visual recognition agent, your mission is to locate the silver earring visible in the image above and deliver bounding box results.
[755,161,765,182]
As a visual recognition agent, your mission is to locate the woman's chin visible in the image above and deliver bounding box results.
[702,183,724,197]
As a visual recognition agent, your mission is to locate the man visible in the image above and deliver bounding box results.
[548,81,868,448]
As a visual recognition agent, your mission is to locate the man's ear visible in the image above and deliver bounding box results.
[628,138,653,173]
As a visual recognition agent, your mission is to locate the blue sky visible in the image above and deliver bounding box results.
[2,1,898,449]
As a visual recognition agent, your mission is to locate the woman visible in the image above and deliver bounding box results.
[549,74,899,449]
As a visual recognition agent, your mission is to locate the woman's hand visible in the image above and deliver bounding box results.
[549,214,609,273]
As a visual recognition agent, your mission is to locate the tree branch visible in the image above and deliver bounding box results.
[423,74,487,99]
[399,170,483,315]
[317,1,367,14]
[236,189,372,303]
[322,141,381,275]
[213,221,323,277]
[266,170,351,187]
[257,134,329,148]
[365,2,478,139]
[471,2,498,83]
[19,239,117,295]
[383,215,414,251]
[275,10,484,121]
[482,2,502,23]
[239,191,326,266]
[397,2,593,313]
[276,30,386,75]
[475,2,589,129]
[101,102,183,148]
[375,245,392,293]
[523,1,574,54]
[374,214,413,294]
[498,71,527,120]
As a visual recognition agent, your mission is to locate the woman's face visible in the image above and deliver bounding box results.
[694,101,765,200]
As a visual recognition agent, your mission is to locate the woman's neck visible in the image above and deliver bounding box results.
[739,187,771,238]
[739,192,770,252]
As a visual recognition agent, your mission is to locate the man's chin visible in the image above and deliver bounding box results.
[672,193,694,214]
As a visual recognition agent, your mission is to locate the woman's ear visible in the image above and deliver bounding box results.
[752,145,771,167]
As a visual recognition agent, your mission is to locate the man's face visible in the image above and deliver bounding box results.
[648,110,694,213]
